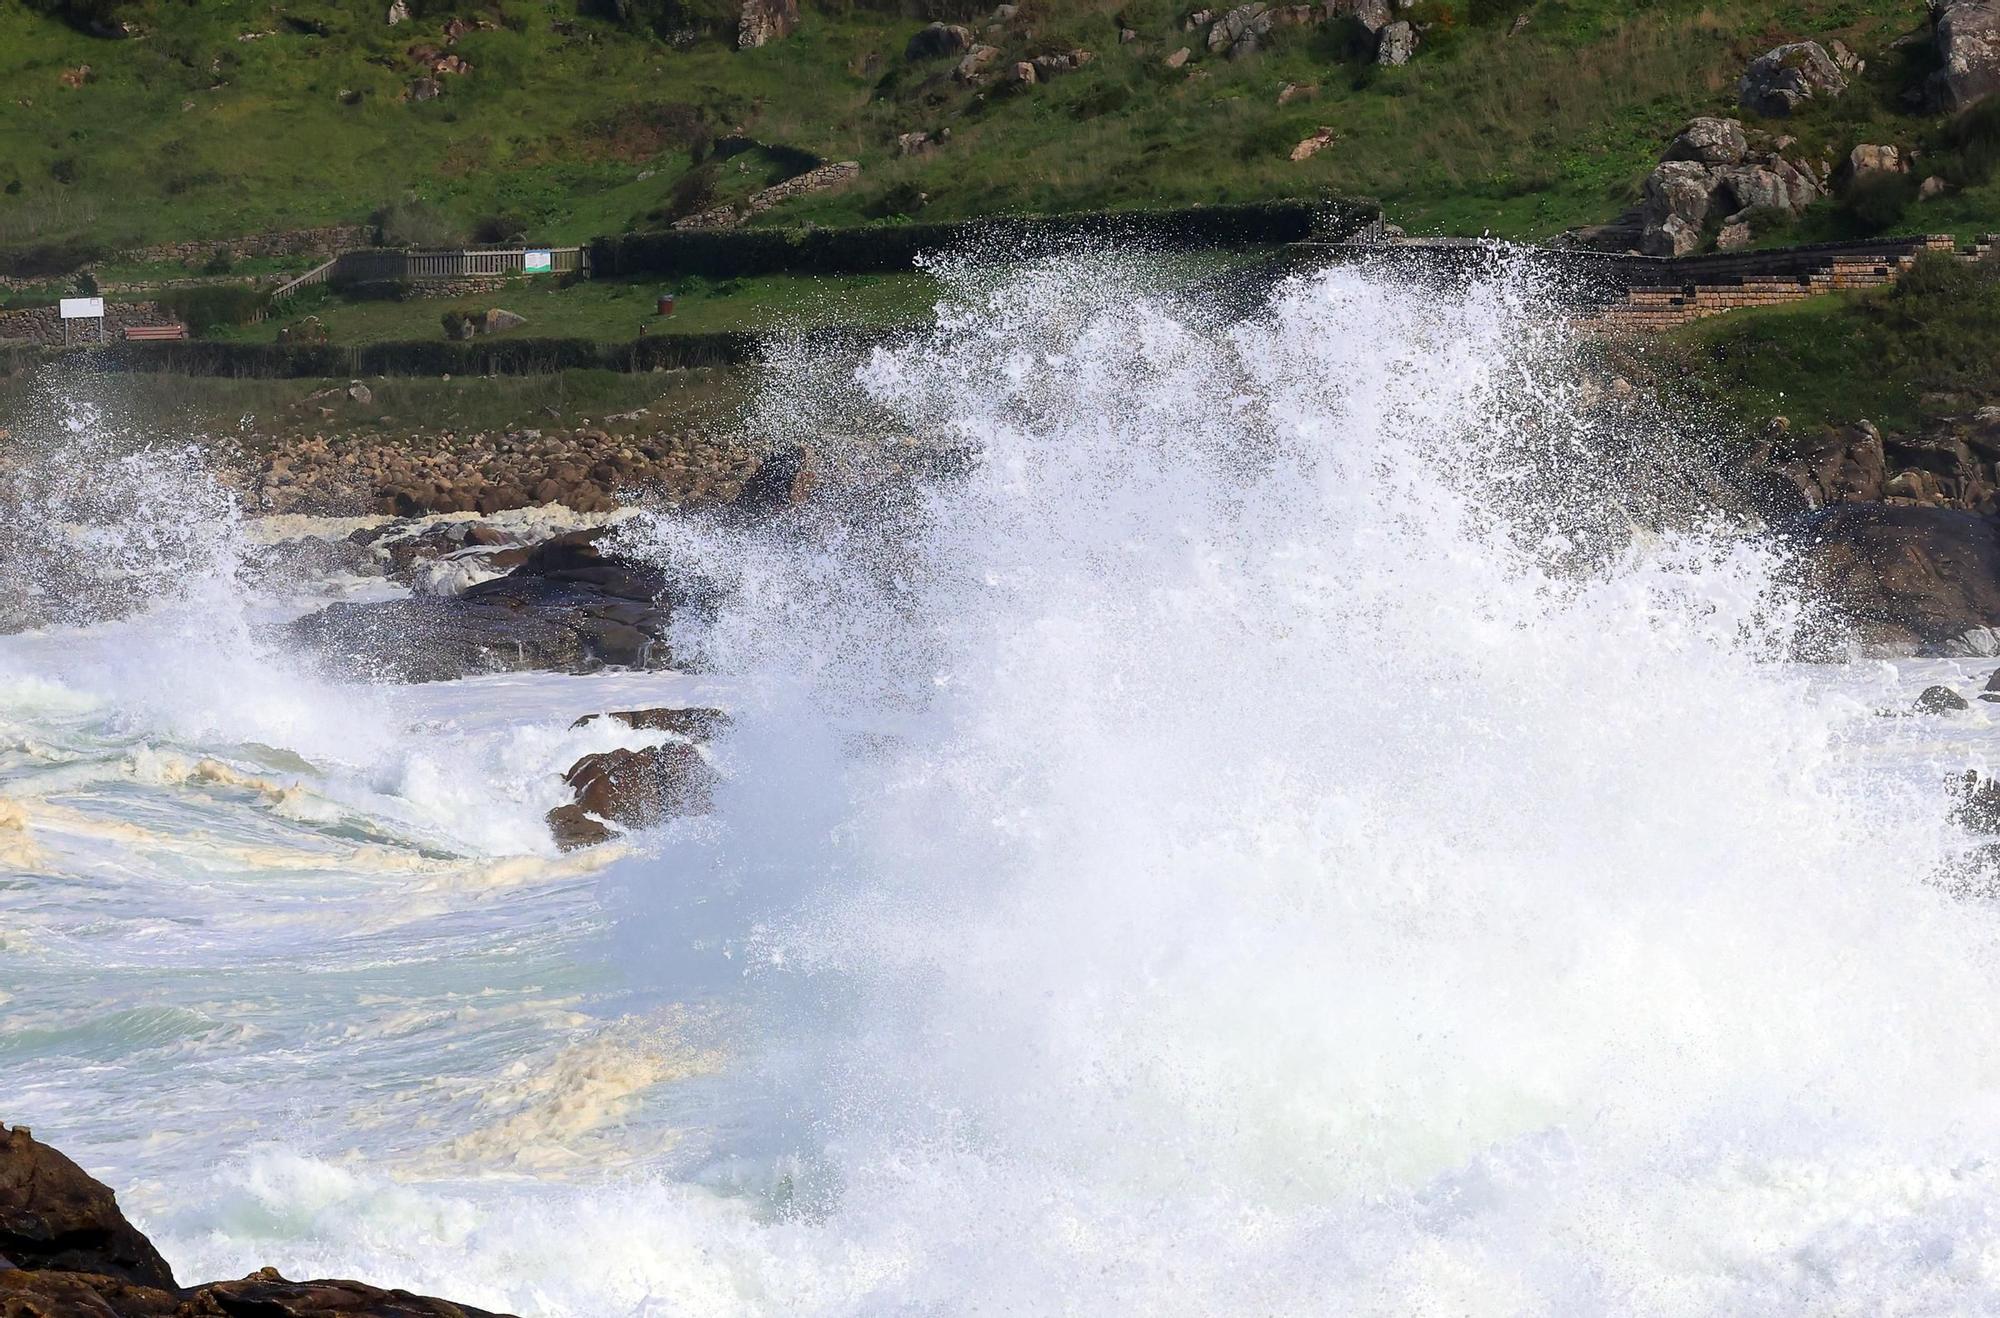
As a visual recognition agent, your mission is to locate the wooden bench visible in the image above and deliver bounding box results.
[123,324,188,342]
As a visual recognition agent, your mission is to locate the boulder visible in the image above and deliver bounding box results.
[1916,684,1971,712]
[1376,19,1415,64]
[289,530,685,683]
[408,76,441,102]
[347,381,373,405]
[1789,503,2000,656]
[387,0,409,24]
[0,1126,175,1290]
[1290,126,1337,161]
[905,21,972,60]
[1716,157,1821,215]
[481,308,527,335]
[1844,143,1907,180]
[1661,116,1749,166]
[1716,220,1753,250]
[955,44,1001,80]
[736,0,798,48]
[1337,0,1393,33]
[1164,45,1192,68]
[1738,41,1848,117]
[1933,0,2000,109]
[550,742,717,848]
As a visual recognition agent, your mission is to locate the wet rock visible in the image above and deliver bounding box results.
[289,530,683,682]
[1789,503,2000,656]
[1916,684,1970,713]
[550,743,717,848]
[570,707,732,740]
[0,1267,180,1316]
[0,1126,176,1290]
[1955,770,2000,831]
[1739,41,1848,117]
[546,802,616,850]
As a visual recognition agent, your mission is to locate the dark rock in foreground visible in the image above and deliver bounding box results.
[0,1124,512,1317]
[0,1126,176,1290]
[1789,503,2000,656]
[289,530,680,683]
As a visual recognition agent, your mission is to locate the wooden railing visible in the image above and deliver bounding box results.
[268,245,591,303]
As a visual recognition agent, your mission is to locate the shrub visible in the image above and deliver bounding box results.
[159,285,270,336]
[201,246,234,276]
[0,239,105,277]
[1840,171,1917,234]
[372,199,461,248]
[1938,96,2000,188]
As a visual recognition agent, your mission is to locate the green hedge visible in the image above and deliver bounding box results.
[78,331,787,378]
[589,198,1378,279]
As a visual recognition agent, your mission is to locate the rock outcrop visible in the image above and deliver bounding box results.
[1755,410,2000,518]
[289,530,683,682]
[1376,19,1415,64]
[0,1126,176,1290]
[1638,117,1821,256]
[1738,40,1849,117]
[1788,503,2000,655]
[0,1124,511,1317]
[1933,0,2000,110]
[736,0,798,47]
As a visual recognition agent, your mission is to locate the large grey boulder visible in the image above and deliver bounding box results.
[1716,158,1821,215]
[1934,1,2000,109]
[1661,116,1749,166]
[1640,159,1717,255]
[1739,41,1848,116]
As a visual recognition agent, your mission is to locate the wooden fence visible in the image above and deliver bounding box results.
[270,245,590,303]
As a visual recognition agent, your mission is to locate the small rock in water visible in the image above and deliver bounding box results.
[1953,770,2000,833]
[1915,684,1970,713]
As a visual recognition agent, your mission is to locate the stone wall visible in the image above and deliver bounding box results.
[118,225,371,267]
[0,300,175,346]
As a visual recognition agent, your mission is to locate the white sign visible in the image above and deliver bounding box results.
[523,250,553,273]
[59,297,105,319]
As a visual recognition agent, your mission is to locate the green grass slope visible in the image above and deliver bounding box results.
[1,0,1986,258]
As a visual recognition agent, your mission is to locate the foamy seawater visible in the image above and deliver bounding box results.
[9,256,2000,1315]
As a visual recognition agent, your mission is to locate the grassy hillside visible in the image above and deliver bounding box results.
[2,0,1986,258]
[1633,253,2000,435]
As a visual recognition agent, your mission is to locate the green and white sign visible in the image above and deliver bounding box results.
[524,249,553,273]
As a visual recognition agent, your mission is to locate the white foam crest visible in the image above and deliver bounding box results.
[605,253,2000,1312]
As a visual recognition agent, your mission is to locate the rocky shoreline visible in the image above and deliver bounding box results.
[227,421,765,518]
[0,1124,512,1317]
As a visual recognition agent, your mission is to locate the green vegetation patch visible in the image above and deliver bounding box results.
[1642,253,2000,435]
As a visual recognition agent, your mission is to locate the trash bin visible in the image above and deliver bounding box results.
[657,294,675,317]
